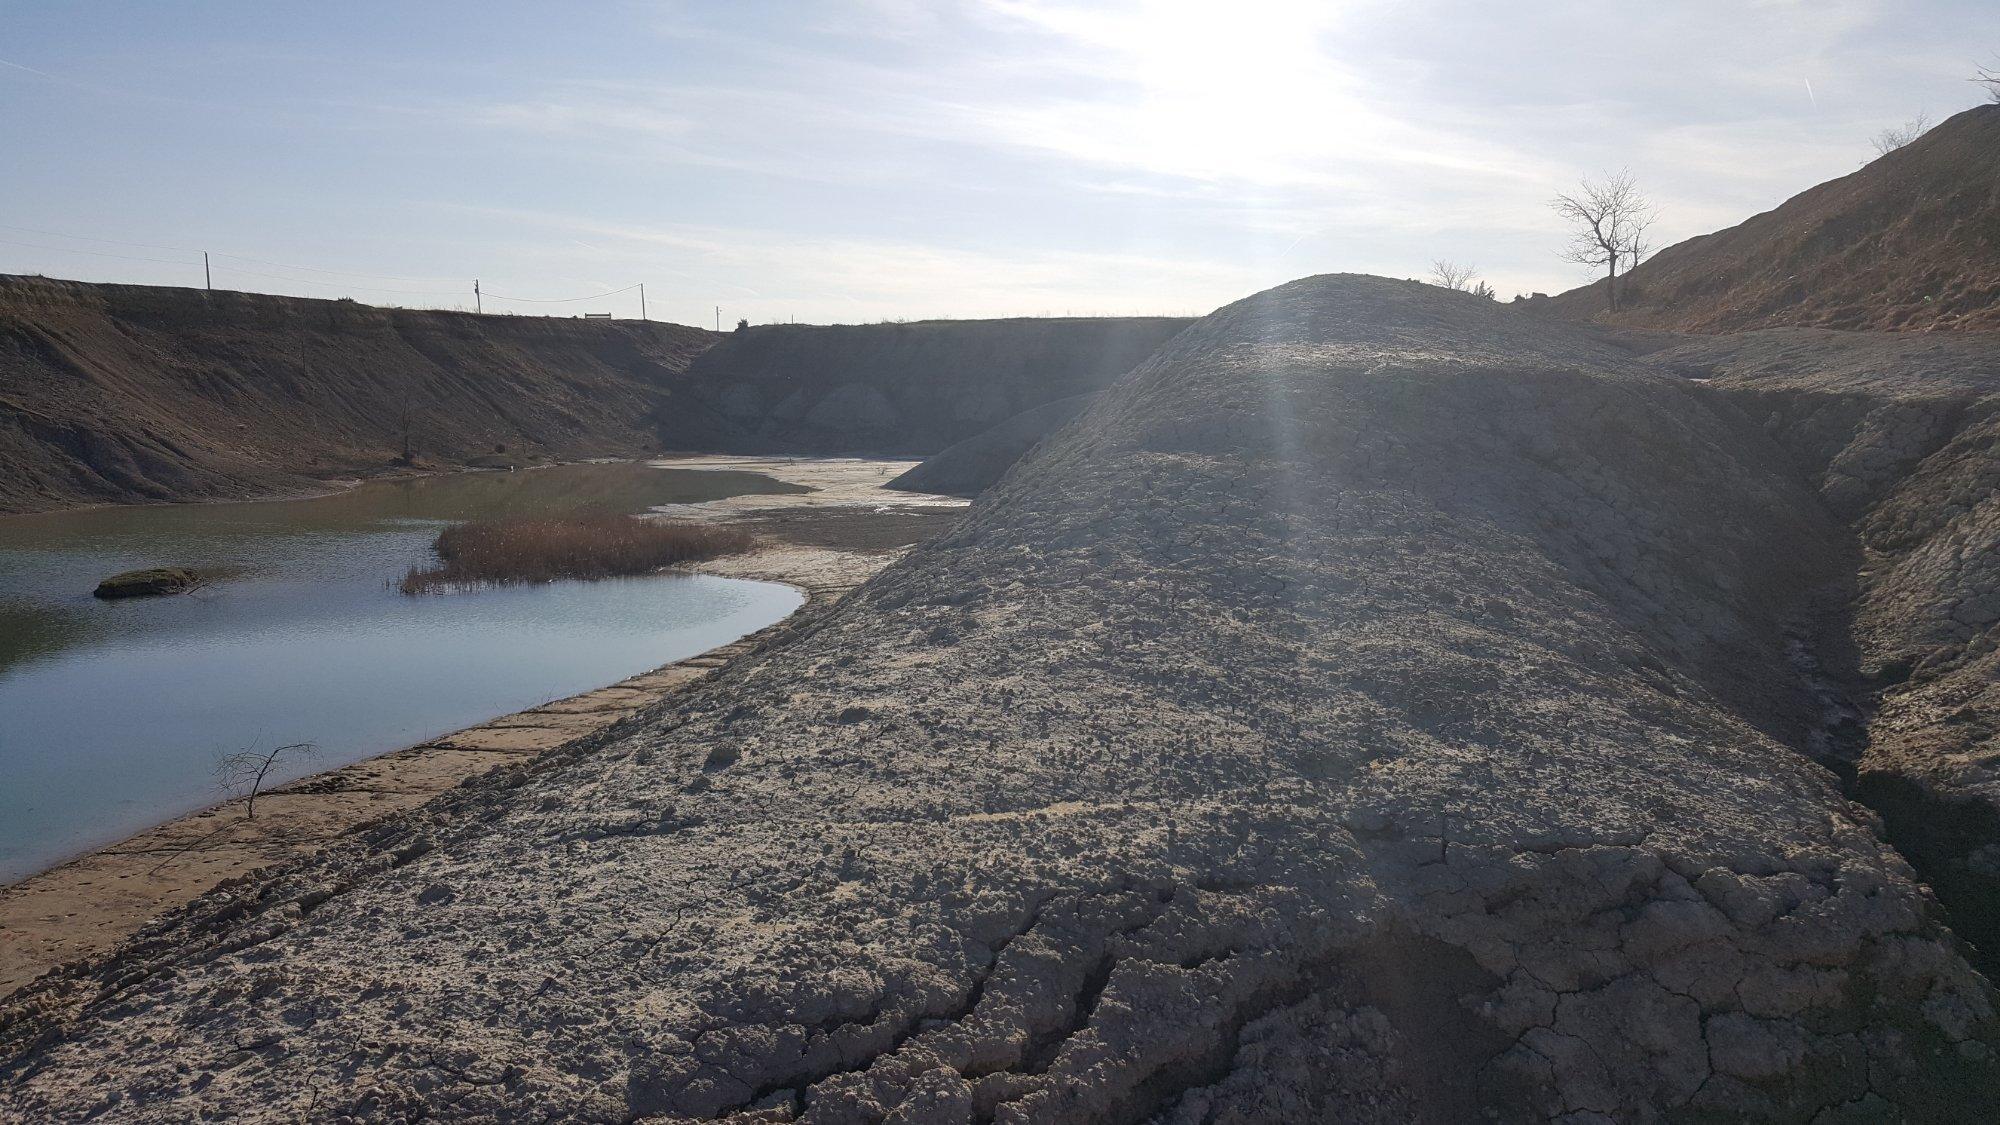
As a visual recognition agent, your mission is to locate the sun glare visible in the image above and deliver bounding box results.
[991,0,1369,186]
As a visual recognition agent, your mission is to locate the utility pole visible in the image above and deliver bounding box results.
[203,251,212,290]
[474,279,481,314]
[715,305,721,332]
[639,283,647,322]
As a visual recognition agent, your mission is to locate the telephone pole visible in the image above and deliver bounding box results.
[639,283,647,322]
[715,305,721,331]
[203,251,212,290]
[474,279,481,314]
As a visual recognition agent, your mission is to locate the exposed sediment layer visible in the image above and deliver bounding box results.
[3,277,1995,1121]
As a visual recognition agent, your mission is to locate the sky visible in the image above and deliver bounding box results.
[2,1,1996,326]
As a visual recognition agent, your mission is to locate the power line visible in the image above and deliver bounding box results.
[205,264,465,297]
[482,283,642,304]
[207,251,462,284]
[0,223,196,254]
[0,222,465,284]
[0,236,198,266]
[1,225,659,308]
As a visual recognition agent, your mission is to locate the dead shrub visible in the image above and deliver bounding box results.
[400,514,754,594]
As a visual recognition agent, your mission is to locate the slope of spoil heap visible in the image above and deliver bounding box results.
[1537,103,2000,333]
[4,276,1997,1122]
[659,317,1190,457]
[1651,328,2000,968]
[885,393,1100,498]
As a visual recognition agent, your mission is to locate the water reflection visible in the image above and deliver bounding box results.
[0,463,808,882]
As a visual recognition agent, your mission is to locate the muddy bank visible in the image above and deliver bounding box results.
[0,457,968,996]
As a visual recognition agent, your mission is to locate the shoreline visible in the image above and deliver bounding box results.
[0,455,968,997]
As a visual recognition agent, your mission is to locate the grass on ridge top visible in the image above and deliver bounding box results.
[399,513,755,594]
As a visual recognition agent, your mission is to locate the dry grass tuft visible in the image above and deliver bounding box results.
[400,514,754,594]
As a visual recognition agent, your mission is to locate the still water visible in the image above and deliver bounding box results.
[0,463,808,882]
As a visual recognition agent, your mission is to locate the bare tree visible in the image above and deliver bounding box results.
[1430,261,1500,301]
[1872,112,1932,157]
[1977,61,2000,103]
[216,741,316,819]
[1551,171,1655,313]
[1429,260,1479,292]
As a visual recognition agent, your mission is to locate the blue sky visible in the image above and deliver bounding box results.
[3,1,1995,325]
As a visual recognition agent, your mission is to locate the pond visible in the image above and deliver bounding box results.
[0,463,809,883]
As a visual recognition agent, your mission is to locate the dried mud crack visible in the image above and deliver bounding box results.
[3,277,1999,1122]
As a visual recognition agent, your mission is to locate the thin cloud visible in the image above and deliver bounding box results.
[5,0,1991,316]
[449,204,1263,322]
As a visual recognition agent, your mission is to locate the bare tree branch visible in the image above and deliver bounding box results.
[1551,170,1655,313]
[1429,260,1478,292]
[1872,112,1932,157]
[1977,61,2000,104]
[216,741,317,820]
[1428,261,1498,300]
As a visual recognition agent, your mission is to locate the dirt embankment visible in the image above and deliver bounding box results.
[884,392,1098,497]
[0,275,718,514]
[1652,328,2000,968]
[1536,103,2000,332]
[5,276,1992,1121]
[659,316,1190,455]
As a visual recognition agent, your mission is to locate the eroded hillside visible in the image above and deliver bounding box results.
[1539,104,2000,332]
[5,276,1993,1122]
[0,278,1193,514]
[0,275,718,513]
[1653,328,2000,970]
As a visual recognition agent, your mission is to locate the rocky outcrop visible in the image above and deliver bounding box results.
[886,394,1096,497]
[0,275,716,513]
[1650,328,2000,971]
[4,277,1995,1121]
[662,317,1189,455]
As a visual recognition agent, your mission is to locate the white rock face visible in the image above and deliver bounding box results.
[4,277,1996,1122]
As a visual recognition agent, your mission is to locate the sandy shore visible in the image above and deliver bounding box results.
[0,456,967,997]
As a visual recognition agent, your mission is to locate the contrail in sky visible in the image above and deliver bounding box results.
[0,58,58,80]
[1804,77,1818,109]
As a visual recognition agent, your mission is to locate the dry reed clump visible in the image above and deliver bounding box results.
[399,514,754,594]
